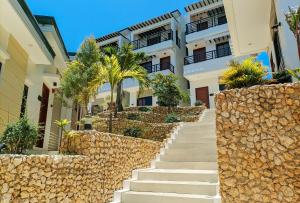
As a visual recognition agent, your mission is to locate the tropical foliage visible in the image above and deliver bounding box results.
[285,6,300,60]
[0,115,38,154]
[165,113,181,123]
[123,127,143,138]
[221,57,266,89]
[102,44,149,114]
[151,73,189,108]
[90,55,148,133]
[288,68,300,81]
[60,37,101,115]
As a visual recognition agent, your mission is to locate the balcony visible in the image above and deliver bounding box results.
[184,47,232,78]
[142,62,175,74]
[132,29,173,50]
[184,47,231,65]
[186,13,227,35]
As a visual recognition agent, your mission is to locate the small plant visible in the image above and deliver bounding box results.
[123,127,143,138]
[55,119,70,150]
[288,68,300,81]
[127,113,141,121]
[273,70,293,83]
[0,115,38,154]
[221,57,266,89]
[195,100,203,106]
[165,113,181,123]
[138,106,152,112]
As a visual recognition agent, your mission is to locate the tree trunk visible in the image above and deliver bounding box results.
[297,33,300,61]
[109,90,114,133]
[115,82,123,117]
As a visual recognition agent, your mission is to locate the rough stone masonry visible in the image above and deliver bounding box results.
[215,82,300,203]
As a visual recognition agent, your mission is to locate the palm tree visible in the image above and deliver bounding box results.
[102,44,149,115]
[90,55,147,133]
[285,6,300,60]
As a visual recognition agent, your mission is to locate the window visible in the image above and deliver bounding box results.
[218,15,227,25]
[196,21,208,31]
[216,42,231,58]
[141,61,153,73]
[20,85,29,118]
[137,96,153,106]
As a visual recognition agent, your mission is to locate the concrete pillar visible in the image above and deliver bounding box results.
[152,96,158,106]
[129,91,137,107]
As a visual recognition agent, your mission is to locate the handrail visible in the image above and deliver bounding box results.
[142,62,175,73]
[186,13,227,35]
[132,29,173,50]
[184,47,231,65]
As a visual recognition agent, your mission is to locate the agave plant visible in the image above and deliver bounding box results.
[285,6,300,60]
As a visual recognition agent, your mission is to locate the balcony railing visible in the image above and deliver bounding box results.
[142,62,175,73]
[132,29,173,50]
[184,47,231,65]
[186,13,227,35]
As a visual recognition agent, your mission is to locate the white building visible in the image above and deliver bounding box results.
[95,10,187,110]
[0,0,73,153]
[184,0,233,108]
[224,0,300,72]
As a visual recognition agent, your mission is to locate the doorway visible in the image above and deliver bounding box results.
[36,83,50,148]
[195,86,210,108]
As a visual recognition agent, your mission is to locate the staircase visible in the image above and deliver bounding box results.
[112,109,220,203]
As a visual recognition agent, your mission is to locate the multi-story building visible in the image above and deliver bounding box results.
[94,10,186,110]
[224,0,300,72]
[184,0,233,108]
[0,0,72,152]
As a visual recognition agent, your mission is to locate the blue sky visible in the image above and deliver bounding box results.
[27,0,270,68]
[27,0,197,52]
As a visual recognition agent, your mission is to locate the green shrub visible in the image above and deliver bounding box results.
[138,106,151,112]
[288,68,300,81]
[0,115,38,154]
[123,127,143,138]
[165,113,181,123]
[273,70,293,83]
[221,57,266,89]
[195,100,203,106]
[127,113,141,121]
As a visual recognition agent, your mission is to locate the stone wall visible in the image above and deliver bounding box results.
[0,131,161,202]
[215,83,300,203]
[93,118,177,142]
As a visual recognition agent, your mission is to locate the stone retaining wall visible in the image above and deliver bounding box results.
[93,118,177,142]
[215,83,300,203]
[0,131,161,202]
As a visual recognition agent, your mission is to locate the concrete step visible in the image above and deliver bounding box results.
[176,132,216,139]
[121,191,219,203]
[168,143,216,150]
[174,137,216,144]
[137,169,218,182]
[160,152,217,162]
[130,180,218,196]
[155,161,218,170]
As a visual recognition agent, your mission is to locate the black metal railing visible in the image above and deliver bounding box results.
[186,13,227,35]
[184,47,231,65]
[142,62,175,73]
[132,29,173,50]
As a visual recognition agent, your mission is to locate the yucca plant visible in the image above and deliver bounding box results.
[90,55,148,133]
[221,57,266,89]
[285,6,300,60]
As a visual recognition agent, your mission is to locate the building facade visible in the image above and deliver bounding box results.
[0,0,72,152]
[94,10,187,110]
[224,0,300,72]
[94,0,236,110]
